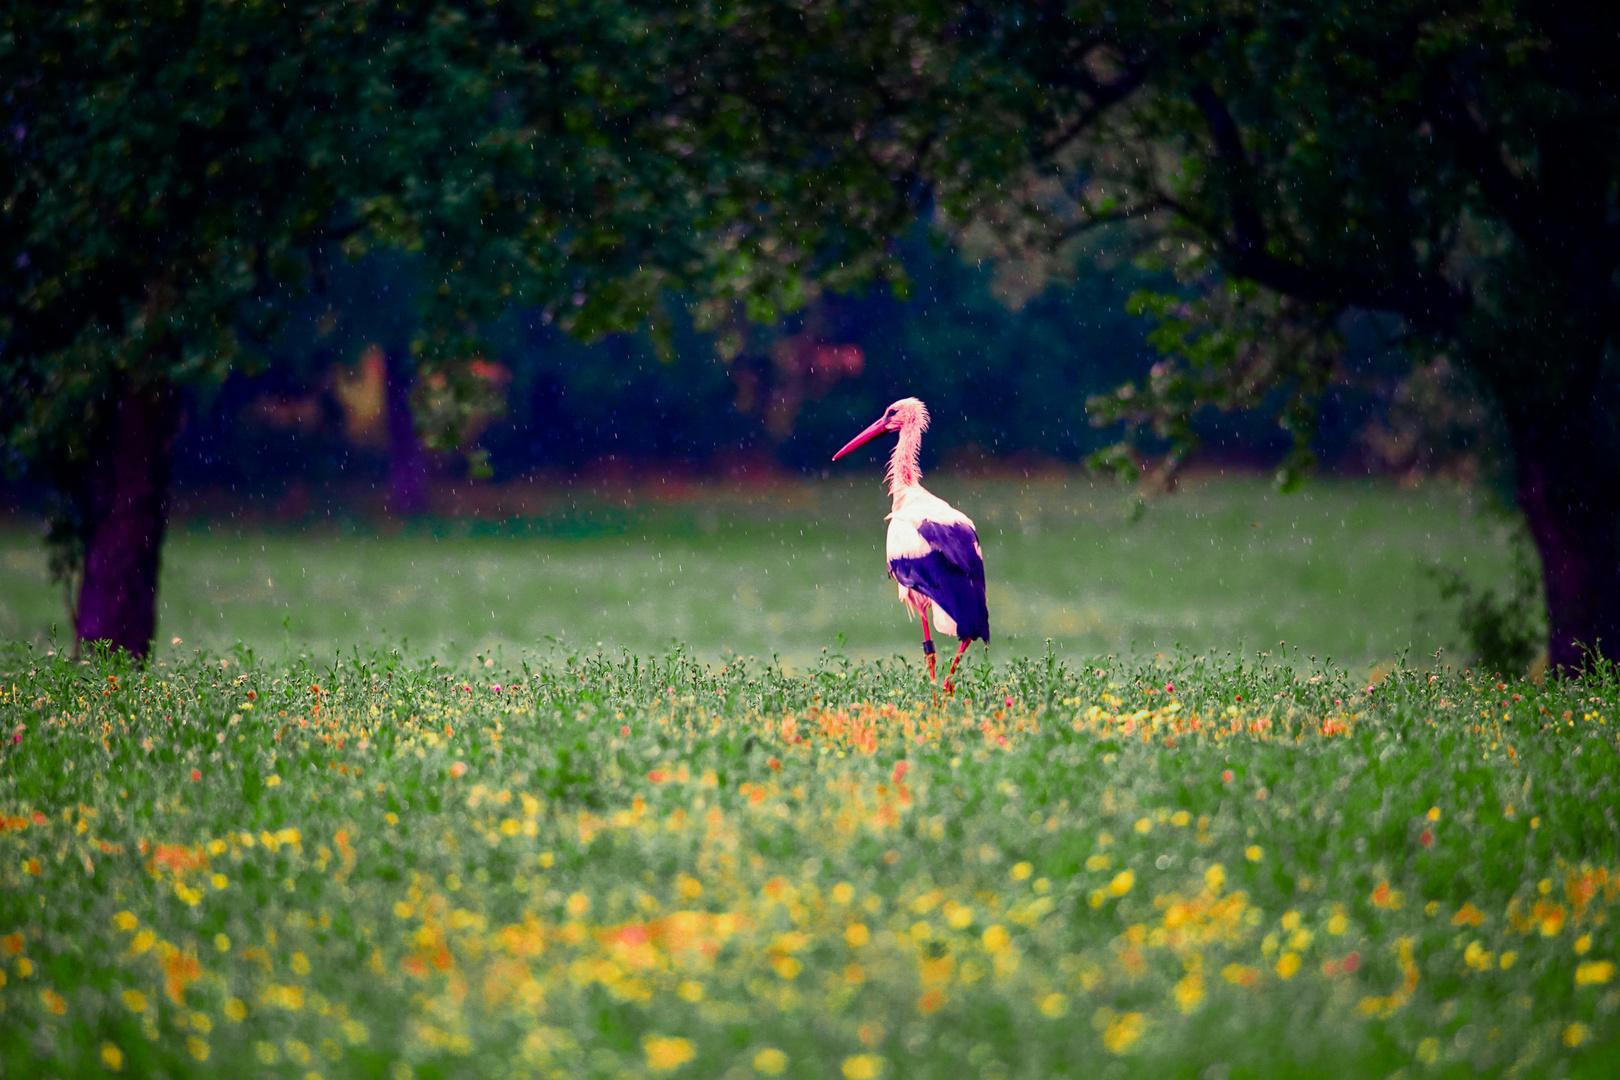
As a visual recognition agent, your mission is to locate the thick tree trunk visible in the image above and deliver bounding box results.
[385,348,428,516]
[1508,409,1620,675]
[75,378,182,659]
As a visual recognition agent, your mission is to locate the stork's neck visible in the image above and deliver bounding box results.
[885,420,924,502]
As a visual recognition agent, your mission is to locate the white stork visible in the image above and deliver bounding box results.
[832,397,989,690]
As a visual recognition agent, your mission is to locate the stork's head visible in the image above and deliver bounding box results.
[832,397,929,460]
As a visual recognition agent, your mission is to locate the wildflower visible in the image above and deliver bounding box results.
[101,1043,125,1072]
[1108,870,1135,897]
[130,929,156,955]
[845,923,870,947]
[1039,992,1069,1018]
[753,1048,788,1075]
[449,761,468,778]
[644,1034,696,1072]
[1101,1011,1146,1054]
[186,1035,210,1062]
[114,911,139,932]
[842,1054,885,1080]
[1416,1037,1440,1065]
[190,768,201,782]
[42,987,67,1014]
[1576,960,1616,986]
[1563,1023,1590,1047]
[122,989,147,1012]
[1011,861,1033,881]
[1370,881,1403,910]
[225,998,248,1022]
[1275,952,1301,979]
[1173,972,1205,1013]
[1245,845,1263,862]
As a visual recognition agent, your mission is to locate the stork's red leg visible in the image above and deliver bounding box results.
[920,610,938,682]
[943,639,971,693]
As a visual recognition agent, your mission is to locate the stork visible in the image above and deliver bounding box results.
[832,397,989,690]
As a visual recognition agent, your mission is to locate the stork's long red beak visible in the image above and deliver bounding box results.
[832,416,892,461]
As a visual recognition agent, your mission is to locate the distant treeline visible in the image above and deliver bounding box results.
[145,236,1443,499]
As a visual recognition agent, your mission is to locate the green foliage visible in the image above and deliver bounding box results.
[1431,528,1548,678]
[3,641,1620,1076]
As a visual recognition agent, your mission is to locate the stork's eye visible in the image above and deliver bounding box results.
[885,409,896,418]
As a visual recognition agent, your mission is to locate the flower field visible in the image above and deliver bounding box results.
[3,641,1619,1078]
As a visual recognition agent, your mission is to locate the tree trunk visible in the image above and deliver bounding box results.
[1508,409,1620,675]
[385,347,428,516]
[75,378,182,659]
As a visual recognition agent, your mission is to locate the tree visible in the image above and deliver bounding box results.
[881,0,1617,673]
[1,0,962,657]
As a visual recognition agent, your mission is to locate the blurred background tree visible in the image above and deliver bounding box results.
[899,0,1616,672]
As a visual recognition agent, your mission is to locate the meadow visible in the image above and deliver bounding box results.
[1,473,1528,671]
[2,639,1618,1079]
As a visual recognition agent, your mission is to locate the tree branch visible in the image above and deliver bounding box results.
[1189,82,1466,333]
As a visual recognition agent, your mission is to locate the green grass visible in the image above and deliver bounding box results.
[2,641,1618,1079]
[0,473,1528,670]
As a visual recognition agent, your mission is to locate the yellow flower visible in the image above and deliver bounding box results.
[842,1054,885,1080]
[214,933,231,953]
[1101,1011,1146,1054]
[753,1047,788,1075]
[42,988,67,1015]
[1086,854,1112,872]
[982,925,1009,951]
[1204,864,1226,892]
[1011,861,1033,881]
[845,923,870,948]
[771,955,802,980]
[290,952,311,975]
[186,1035,210,1062]
[130,929,156,955]
[566,892,591,918]
[101,1043,125,1072]
[1576,960,1616,986]
[122,989,148,1012]
[1416,1037,1440,1065]
[1575,934,1592,955]
[1245,845,1263,863]
[114,911,139,932]
[644,1034,696,1072]
[1134,817,1152,834]
[1173,972,1205,1013]
[677,980,705,1002]
[225,998,248,1022]
[1563,1022,1590,1047]
[1039,992,1069,1018]
[342,1019,370,1045]
[1275,952,1301,980]
[265,775,282,787]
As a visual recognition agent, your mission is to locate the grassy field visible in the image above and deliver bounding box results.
[0,473,1530,671]
[2,641,1617,1079]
